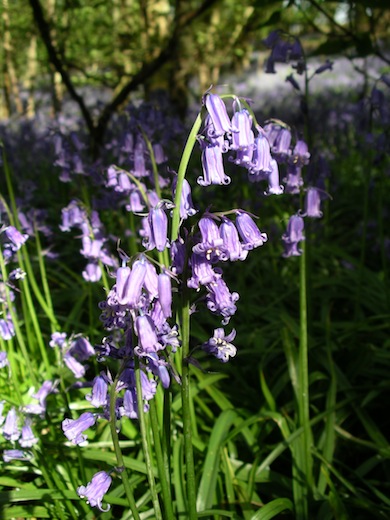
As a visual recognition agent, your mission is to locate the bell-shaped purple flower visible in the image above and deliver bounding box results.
[193,215,227,262]
[86,374,109,408]
[187,253,221,290]
[198,144,231,187]
[303,187,323,218]
[158,272,172,318]
[147,205,169,252]
[64,352,86,378]
[4,226,28,251]
[122,388,139,418]
[250,130,272,175]
[284,164,304,194]
[291,139,310,167]
[231,109,253,150]
[265,159,284,195]
[116,259,146,307]
[62,411,96,445]
[3,407,20,441]
[220,217,248,261]
[173,178,197,220]
[0,351,9,369]
[77,471,112,512]
[203,93,232,137]
[3,449,32,462]
[20,418,38,448]
[0,317,14,340]
[235,211,267,250]
[202,328,237,362]
[282,215,305,257]
[135,315,163,355]
[82,262,102,282]
[206,278,239,324]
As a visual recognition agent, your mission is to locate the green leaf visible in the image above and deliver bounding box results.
[250,498,294,519]
[196,409,238,512]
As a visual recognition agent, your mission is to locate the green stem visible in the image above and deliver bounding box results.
[149,398,175,520]
[180,287,198,519]
[171,113,203,242]
[109,375,141,520]
[297,242,313,516]
[0,249,39,389]
[134,357,162,519]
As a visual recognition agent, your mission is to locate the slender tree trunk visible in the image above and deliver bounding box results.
[25,35,38,118]
[2,0,24,115]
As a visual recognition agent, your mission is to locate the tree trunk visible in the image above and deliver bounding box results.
[2,0,24,116]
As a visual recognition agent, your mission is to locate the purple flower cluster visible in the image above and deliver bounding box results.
[60,200,117,281]
[0,377,58,462]
[50,332,95,379]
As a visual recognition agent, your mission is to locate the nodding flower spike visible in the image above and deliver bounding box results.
[203,92,232,137]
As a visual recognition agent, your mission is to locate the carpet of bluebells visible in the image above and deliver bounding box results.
[1,33,390,520]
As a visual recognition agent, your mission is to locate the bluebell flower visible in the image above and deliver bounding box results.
[265,159,284,195]
[249,129,272,176]
[220,217,248,261]
[143,260,159,300]
[116,259,146,308]
[59,200,87,232]
[86,374,109,408]
[172,177,197,220]
[70,336,95,361]
[77,471,112,512]
[271,128,292,160]
[20,418,38,448]
[3,226,28,252]
[193,215,228,262]
[62,412,96,445]
[122,388,139,418]
[64,352,86,378]
[198,143,231,186]
[283,215,305,243]
[286,73,300,91]
[230,109,253,151]
[202,328,237,362]
[3,449,32,462]
[135,315,163,355]
[314,59,333,74]
[187,253,221,290]
[49,332,67,349]
[203,92,232,137]
[206,278,239,324]
[147,352,170,388]
[3,407,20,441]
[82,262,102,282]
[0,351,9,369]
[235,211,267,250]
[158,272,172,318]
[303,187,323,218]
[283,164,304,194]
[146,204,170,252]
[291,139,310,167]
